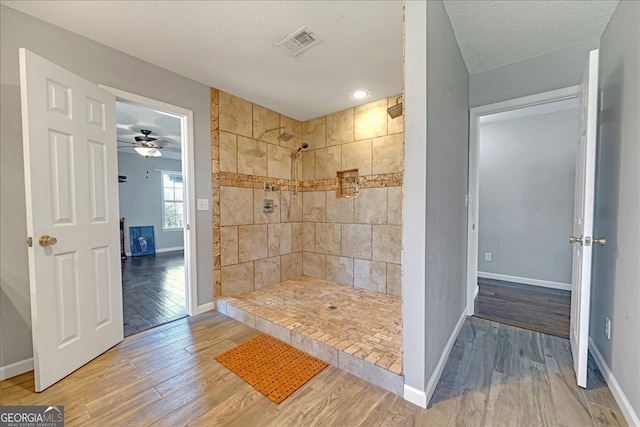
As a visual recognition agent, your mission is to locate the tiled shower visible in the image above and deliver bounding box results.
[211,88,404,299]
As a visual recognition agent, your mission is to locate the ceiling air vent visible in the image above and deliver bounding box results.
[277,27,319,56]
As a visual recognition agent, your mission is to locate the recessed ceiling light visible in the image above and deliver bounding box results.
[350,90,370,100]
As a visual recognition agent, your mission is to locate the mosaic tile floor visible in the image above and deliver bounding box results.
[217,277,403,394]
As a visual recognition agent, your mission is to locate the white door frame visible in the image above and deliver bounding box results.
[466,85,581,315]
[100,85,198,317]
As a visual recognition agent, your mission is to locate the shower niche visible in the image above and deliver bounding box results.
[336,169,359,198]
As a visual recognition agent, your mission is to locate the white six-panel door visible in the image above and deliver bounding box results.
[19,49,123,391]
[570,49,599,388]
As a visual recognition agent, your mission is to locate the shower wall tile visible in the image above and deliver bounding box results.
[281,252,303,281]
[253,104,280,145]
[238,224,268,262]
[221,262,254,296]
[220,226,238,266]
[303,252,326,279]
[268,144,291,180]
[220,187,253,226]
[387,187,403,225]
[372,225,402,264]
[254,189,281,224]
[219,91,252,138]
[303,222,315,252]
[303,191,326,222]
[341,224,372,259]
[292,222,303,252]
[281,193,302,223]
[268,222,292,257]
[279,115,302,150]
[354,98,388,141]
[354,188,388,224]
[315,223,341,256]
[387,95,404,135]
[301,149,315,181]
[254,256,281,290]
[372,133,404,175]
[302,116,326,150]
[386,263,402,297]
[237,136,267,176]
[354,259,387,293]
[341,139,372,176]
[315,146,341,180]
[326,191,354,223]
[326,108,354,146]
[219,131,237,173]
[326,255,354,286]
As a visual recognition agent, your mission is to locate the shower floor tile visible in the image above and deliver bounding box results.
[217,277,403,394]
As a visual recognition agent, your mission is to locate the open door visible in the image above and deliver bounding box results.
[19,49,123,391]
[569,49,600,388]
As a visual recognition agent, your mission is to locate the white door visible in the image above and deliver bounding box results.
[19,49,123,392]
[569,49,599,388]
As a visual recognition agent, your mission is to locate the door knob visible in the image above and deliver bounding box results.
[569,235,583,245]
[593,237,607,246]
[38,235,57,247]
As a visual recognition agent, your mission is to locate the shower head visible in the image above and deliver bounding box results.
[296,143,309,153]
[387,96,403,119]
[265,126,296,142]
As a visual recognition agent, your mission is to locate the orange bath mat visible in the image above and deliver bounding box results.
[215,334,328,404]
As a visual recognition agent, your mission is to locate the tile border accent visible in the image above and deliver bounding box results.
[212,88,222,297]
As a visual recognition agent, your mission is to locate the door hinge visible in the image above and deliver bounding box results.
[26,237,33,247]
[465,194,469,207]
[186,224,190,231]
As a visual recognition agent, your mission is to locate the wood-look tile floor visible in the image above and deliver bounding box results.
[122,250,187,336]
[475,277,571,338]
[0,312,626,426]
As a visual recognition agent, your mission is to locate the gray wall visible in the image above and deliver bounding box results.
[0,6,213,368]
[117,152,184,254]
[470,39,600,108]
[478,109,579,284]
[403,0,469,400]
[591,0,640,420]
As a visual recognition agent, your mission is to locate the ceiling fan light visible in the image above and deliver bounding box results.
[135,146,162,157]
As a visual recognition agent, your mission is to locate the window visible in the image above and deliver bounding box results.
[162,171,184,230]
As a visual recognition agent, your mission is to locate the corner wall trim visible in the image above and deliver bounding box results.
[0,358,34,381]
[589,338,640,427]
[477,272,571,291]
[404,384,428,408]
[196,302,215,315]
[422,309,467,406]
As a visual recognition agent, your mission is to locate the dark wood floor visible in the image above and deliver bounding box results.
[122,250,187,336]
[474,278,571,338]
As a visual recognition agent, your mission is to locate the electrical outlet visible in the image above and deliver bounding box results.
[605,317,611,340]
[484,252,492,262]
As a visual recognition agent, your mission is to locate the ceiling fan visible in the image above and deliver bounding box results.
[118,129,165,157]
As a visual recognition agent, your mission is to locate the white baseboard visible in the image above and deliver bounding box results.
[405,309,467,408]
[125,246,184,257]
[589,338,640,427]
[196,302,215,315]
[477,272,571,291]
[404,384,428,408]
[0,358,33,381]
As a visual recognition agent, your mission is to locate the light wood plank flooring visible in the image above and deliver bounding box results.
[0,312,625,426]
[122,250,187,336]
[475,278,571,337]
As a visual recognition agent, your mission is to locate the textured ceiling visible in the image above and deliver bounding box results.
[2,1,403,121]
[2,1,620,121]
[443,0,618,74]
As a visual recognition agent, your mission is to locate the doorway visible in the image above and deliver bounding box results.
[466,86,581,337]
[104,86,198,335]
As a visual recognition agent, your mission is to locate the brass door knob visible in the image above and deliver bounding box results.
[569,235,583,245]
[593,237,607,246]
[39,235,57,247]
